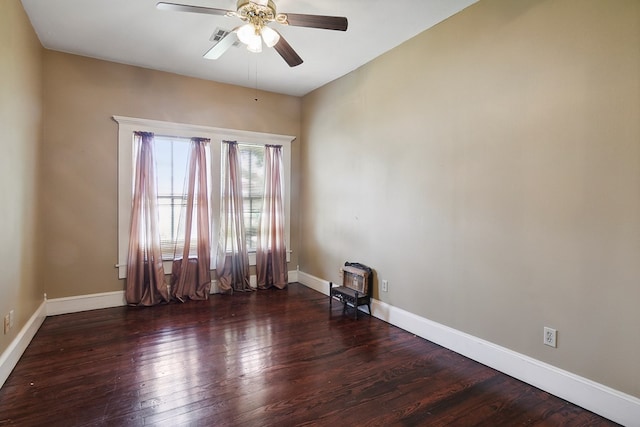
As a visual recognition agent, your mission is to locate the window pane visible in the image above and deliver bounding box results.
[238,144,265,252]
[153,136,199,259]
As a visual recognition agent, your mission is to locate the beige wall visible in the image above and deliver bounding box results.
[300,0,640,397]
[40,51,301,298]
[0,0,44,354]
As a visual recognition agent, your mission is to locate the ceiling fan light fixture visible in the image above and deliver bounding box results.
[246,35,263,53]
[261,26,280,48]
[237,23,257,44]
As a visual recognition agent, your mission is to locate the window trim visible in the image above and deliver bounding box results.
[114,115,294,279]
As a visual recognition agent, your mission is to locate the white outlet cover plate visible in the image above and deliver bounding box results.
[544,327,557,348]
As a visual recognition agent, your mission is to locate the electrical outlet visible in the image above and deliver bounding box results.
[544,327,557,348]
[9,310,14,328]
[382,280,388,292]
[3,314,9,334]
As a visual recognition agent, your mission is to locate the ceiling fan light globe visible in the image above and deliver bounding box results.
[261,26,280,48]
[247,36,263,53]
[237,23,257,45]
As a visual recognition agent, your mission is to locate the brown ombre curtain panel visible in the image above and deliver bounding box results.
[256,145,288,289]
[216,141,251,293]
[171,137,212,301]
[126,132,170,306]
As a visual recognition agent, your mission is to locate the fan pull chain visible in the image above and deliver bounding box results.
[248,56,259,102]
[254,58,259,102]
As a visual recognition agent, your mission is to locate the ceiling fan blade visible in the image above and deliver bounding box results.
[203,31,239,60]
[156,2,230,16]
[281,13,348,31]
[273,33,303,67]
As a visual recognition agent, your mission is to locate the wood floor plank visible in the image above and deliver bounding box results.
[0,284,619,426]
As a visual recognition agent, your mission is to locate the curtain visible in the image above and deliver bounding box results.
[256,145,288,289]
[171,138,212,301]
[216,141,251,292]
[126,132,170,306]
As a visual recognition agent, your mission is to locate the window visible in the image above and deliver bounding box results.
[153,135,211,259]
[115,116,293,279]
[238,144,265,252]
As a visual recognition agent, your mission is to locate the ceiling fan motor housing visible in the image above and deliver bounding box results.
[236,0,278,28]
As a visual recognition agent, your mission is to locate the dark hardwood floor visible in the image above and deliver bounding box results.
[0,284,617,426]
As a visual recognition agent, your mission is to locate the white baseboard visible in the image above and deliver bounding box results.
[0,300,47,389]
[289,269,299,284]
[46,291,127,316]
[297,270,328,295]
[210,280,220,294]
[297,271,640,427]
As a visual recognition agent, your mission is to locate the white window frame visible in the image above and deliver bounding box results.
[114,116,294,279]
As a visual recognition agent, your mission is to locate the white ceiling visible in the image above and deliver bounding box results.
[21,0,478,97]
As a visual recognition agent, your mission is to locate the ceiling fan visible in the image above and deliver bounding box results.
[157,0,348,67]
